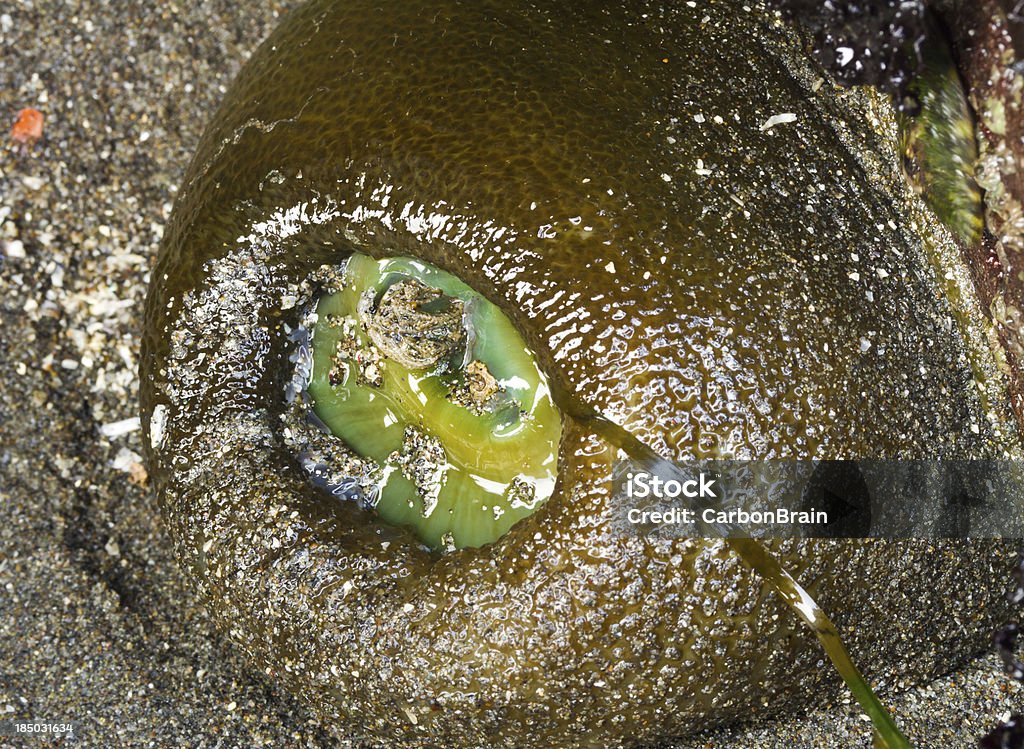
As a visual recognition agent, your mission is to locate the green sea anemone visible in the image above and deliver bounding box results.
[141,1,1023,746]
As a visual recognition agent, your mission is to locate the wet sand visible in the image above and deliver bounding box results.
[0,1,1020,747]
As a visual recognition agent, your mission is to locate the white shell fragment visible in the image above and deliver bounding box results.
[759,113,798,131]
[99,415,141,438]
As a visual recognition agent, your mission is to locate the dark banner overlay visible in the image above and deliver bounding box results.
[608,459,1024,539]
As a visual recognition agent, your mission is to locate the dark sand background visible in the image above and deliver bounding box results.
[0,1,1021,747]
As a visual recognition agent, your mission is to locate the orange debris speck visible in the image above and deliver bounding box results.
[10,108,44,145]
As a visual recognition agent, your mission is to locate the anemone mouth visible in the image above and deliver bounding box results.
[283,253,562,550]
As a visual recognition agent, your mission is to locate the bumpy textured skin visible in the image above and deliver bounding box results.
[141,1,1022,746]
